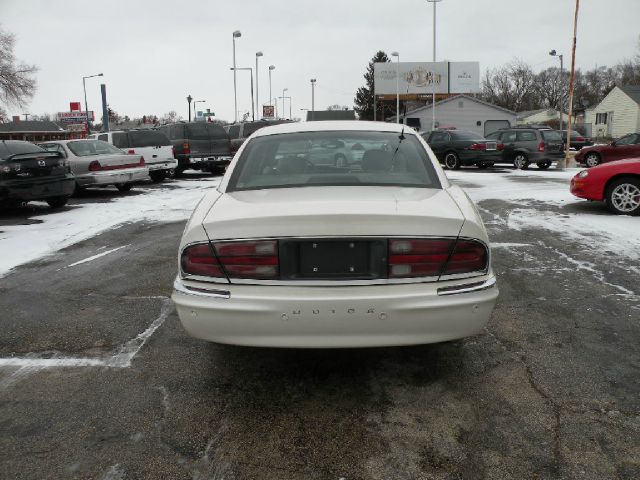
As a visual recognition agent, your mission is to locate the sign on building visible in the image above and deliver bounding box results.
[57,111,95,123]
[263,105,275,118]
[374,61,480,97]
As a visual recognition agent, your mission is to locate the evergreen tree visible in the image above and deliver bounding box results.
[354,51,391,120]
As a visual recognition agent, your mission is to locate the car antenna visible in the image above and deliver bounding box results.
[390,124,406,169]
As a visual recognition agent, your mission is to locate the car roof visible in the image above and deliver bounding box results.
[251,120,408,138]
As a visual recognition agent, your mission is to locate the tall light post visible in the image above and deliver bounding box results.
[310,79,316,121]
[83,72,103,134]
[230,67,255,121]
[282,88,288,119]
[186,95,193,121]
[193,100,206,120]
[391,52,400,123]
[268,65,275,118]
[255,52,263,119]
[232,30,242,123]
[426,0,442,131]
[549,49,564,132]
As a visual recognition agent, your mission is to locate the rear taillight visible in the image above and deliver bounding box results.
[181,240,279,279]
[469,143,486,151]
[575,136,585,142]
[88,160,102,171]
[139,156,145,166]
[183,142,190,155]
[538,141,545,152]
[181,244,224,278]
[388,238,487,278]
[497,143,504,151]
[127,149,136,155]
[388,239,453,277]
[172,146,176,157]
[215,240,279,279]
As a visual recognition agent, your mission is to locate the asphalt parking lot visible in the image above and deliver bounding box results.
[1,170,639,479]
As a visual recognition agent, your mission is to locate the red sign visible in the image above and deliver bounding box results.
[263,105,275,118]
[70,102,81,112]
[58,111,95,122]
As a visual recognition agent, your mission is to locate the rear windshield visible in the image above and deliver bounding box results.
[112,132,128,149]
[541,130,563,141]
[186,123,228,140]
[67,140,123,156]
[128,130,171,147]
[0,141,45,159]
[227,131,441,192]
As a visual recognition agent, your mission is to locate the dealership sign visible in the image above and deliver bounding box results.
[57,111,95,123]
[263,105,275,118]
[374,62,479,96]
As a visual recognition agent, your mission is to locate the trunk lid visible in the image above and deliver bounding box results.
[4,152,66,179]
[202,186,464,240]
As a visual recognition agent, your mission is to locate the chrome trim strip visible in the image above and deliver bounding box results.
[437,277,497,296]
[173,278,230,299]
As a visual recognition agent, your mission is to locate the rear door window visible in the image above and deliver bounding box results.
[98,134,109,142]
[502,131,517,142]
[128,130,171,147]
[541,130,563,142]
[517,131,537,141]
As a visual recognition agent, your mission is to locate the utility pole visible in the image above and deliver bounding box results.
[310,79,316,120]
[232,30,242,123]
[255,51,263,118]
[564,0,580,169]
[427,0,442,131]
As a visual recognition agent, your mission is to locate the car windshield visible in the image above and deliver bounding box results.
[227,131,441,192]
[541,130,563,141]
[67,140,124,156]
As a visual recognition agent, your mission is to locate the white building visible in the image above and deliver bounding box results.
[396,95,516,136]
[585,85,640,139]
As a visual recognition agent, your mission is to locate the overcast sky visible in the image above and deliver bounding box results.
[2,0,639,122]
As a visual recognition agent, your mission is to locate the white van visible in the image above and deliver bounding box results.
[89,130,177,182]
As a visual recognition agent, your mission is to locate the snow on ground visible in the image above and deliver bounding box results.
[0,177,220,277]
[446,168,640,262]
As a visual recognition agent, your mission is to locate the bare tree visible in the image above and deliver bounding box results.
[0,25,38,121]
[160,110,182,124]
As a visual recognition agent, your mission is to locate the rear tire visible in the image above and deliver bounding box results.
[73,183,86,197]
[174,166,186,177]
[585,152,600,168]
[513,153,529,170]
[537,162,551,170]
[116,183,132,192]
[444,152,461,170]
[149,170,167,182]
[46,196,69,209]
[605,177,640,216]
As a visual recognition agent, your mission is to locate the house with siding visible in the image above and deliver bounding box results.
[585,85,640,139]
[395,95,516,137]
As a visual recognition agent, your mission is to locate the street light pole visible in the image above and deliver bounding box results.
[230,67,254,121]
[310,79,316,121]
[268,65,275,118]
[83,73,103,134]
[549,49,564,132]
[186,95,192,122]
[232,30,242,123]
[282,88,288,119]
[391,52,400,123]
[427,0,442,131]
[255,52,263,119]
[193,100,206,120]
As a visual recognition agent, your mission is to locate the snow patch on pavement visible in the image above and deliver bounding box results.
[0,178,219,277]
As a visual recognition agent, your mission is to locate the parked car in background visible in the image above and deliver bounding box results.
[1,140,75,208]
[574,133,640,168]
[420,129,503,169]
[172,121,498,348]
[158,122,231,175]
[227,120,291,154]
[559,129,593,150]
[38,140,148,193]
[570,158,640,215]
[485,127,564,169]
[88,129,176,182]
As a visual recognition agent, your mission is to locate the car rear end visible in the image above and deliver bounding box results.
[535,130,565,164]
[0,142,75,204]
[180,123,232,173]
[462,139,504,166]
[171,124,498,347]
[115,130,177,179]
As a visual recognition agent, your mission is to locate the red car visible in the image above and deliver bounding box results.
[570,158,640,215]
[574,133,640,168]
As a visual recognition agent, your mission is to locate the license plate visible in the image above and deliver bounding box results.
[299,241,370,277]
[486,142,497,151]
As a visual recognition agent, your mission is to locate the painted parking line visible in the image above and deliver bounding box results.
[0,298,172,387]
[66,245,130,268]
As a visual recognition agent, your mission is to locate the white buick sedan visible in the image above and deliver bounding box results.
[172,121,498,348]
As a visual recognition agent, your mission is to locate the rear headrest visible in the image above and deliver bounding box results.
[362,149,392,172]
